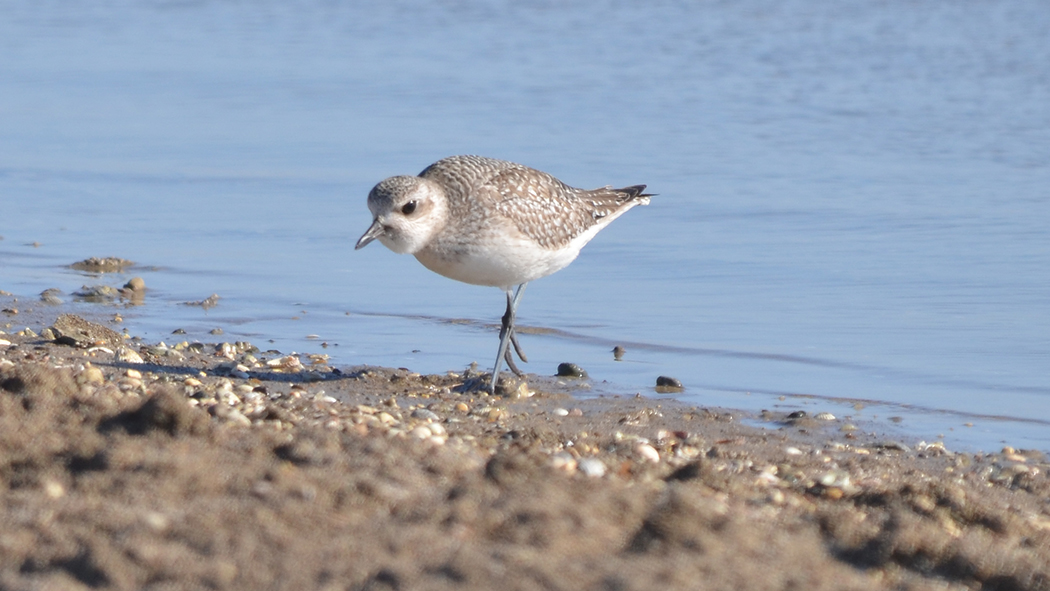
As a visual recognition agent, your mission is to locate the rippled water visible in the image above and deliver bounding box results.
[2,1,1048,451]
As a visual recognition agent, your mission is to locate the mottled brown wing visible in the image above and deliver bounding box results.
[488,167,641,249]
[419,155,520,202]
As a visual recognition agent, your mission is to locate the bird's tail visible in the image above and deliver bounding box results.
[617,185,655,205]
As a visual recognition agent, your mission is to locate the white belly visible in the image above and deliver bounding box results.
[414,233,583,289]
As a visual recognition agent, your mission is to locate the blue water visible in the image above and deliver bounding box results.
[2,1,1048,452]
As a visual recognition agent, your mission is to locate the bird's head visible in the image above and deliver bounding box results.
[355,176,448,254]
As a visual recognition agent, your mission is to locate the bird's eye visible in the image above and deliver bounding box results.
[401,201,417,215]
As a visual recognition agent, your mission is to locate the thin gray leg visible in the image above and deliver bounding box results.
[489,283,528,392]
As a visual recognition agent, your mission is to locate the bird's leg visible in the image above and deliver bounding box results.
[489,283,528,392]
[503,347,523,376]
[507,283,528,366]
[509,332,528,364]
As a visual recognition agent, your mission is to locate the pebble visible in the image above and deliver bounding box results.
[267,355,304,372]
[655,376,683,389]
[210,328,224,335]
[556,363,588,378]
[612,345,626,361]
[69,257,133,272]
[578,458,607,478]
[635,443,660,463]
[77,364,105,386]
[225,409,252,427]
[74,285,120,300]
[0,339,10,348]
[183,294,220,309]
[876,441,911,453]
[553,408,569,417]
[124,277,146,291]
[411,408,441,421]
[410,426,432,439]
[550,452,577,472]
[40,288,63,305]
[43,480,66,499]
[117,347,144,364]
[785,446,803,456]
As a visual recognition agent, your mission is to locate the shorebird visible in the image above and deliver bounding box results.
[356,155,651,392]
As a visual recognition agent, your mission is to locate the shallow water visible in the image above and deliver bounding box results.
[2,1,1048,452]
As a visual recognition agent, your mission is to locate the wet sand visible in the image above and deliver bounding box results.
[1,304,1049,591]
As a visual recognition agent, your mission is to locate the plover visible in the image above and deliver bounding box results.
[356,155,651,392]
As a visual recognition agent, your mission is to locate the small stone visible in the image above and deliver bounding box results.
[183,294,220,309]
[73,285,120,301]
[0,339,11,347]
[210,328,224,335]
[124,277,146,291]
[787,410,807,419]
[69,257,134,272]
[225,409,252,427]
[410,426,432,439]
[612,345,626,361]
[126,369,142,379]
[172,328,187,335]
[43,480,66,499]
[578,458,607,478]
[635,443,660,463]
[77,364,105,387]
[455,402,470,413]
[557,363,587,378]
[785,446,803,456]
[655,376,683,390]
[40,288,63,305]
[52,314,125,349]
[553,408,569,417]
[551,452,577,472]
[411,408,441,421]
[117,347,144,364]
[143,511,170,532]
[876,441,911,452]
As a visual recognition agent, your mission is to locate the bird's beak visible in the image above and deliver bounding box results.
[355,219,384,250]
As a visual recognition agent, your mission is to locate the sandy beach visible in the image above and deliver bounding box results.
[1,302,1049,591]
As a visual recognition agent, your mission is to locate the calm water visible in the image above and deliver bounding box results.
[2,1,1048,452]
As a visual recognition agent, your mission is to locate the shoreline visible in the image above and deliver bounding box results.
[2,308,1049,589]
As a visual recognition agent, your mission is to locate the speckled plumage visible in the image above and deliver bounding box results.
[420,155,647,250]
[355,155,651,391]
[356,155,650,288]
